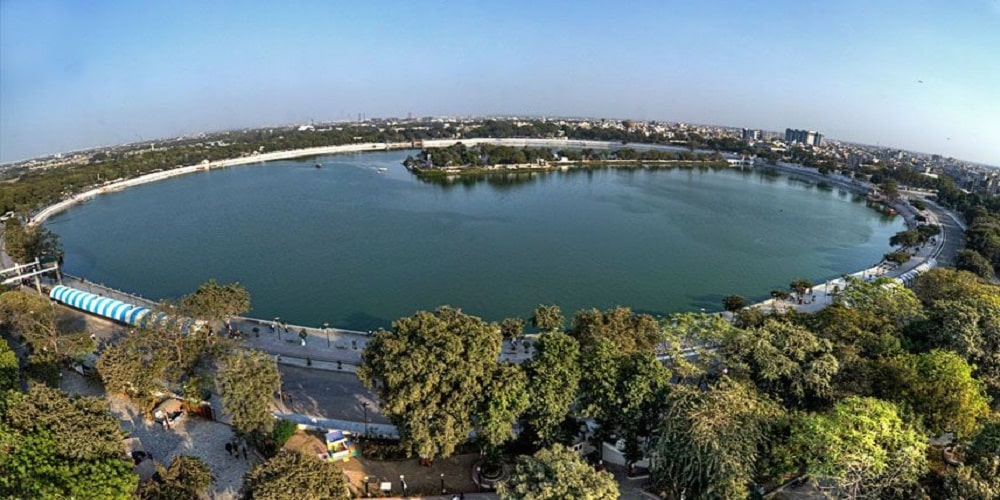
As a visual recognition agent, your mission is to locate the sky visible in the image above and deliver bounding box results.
[2,0,998,165]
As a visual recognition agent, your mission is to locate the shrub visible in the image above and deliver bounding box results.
[273,419,298,447]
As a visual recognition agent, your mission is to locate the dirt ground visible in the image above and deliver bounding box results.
[284,431,483,498]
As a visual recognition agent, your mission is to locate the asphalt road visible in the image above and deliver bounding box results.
[908,192,965,266]
[278,364,390,424]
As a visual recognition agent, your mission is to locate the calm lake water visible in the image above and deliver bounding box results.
[47,150,904,330]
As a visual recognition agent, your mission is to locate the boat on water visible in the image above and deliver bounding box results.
[377,167,388,173]
[315,163,323,169]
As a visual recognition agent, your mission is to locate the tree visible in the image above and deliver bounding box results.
[530,304,564,332]
[0,340,18,392]
[476,363,531,450]
[500,317,525,339]
[651,380,781,500]
[218,349,281,440]
[0,290,91,359]
[912,267,985,306]
[2,218,61,264]
[241,450,349,500]
[722,320,839,407]
[779,397,928,498]
[836,276,924,332]
[139,455,213,500]
[789,278,813,299]
[0,385,137,499]
[722,294,747,314]
[358,306,503,460]
[497,445,618,500]
[524,331,580,445]
[874,350,990,439]
[177,279,251,324]
[957,249,996,281]
[922,294,1000,391]
[568,306,661,354]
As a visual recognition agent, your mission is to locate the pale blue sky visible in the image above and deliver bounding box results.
[2,0,998,164]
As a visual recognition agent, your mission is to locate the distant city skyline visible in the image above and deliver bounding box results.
[2,0,998,165]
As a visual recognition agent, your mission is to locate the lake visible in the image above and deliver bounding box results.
[46,150,904,330]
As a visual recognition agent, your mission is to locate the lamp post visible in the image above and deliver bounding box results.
[363,476,369,497]
[476,466,482,493]
[324,322,330,348]
[400,475,407,497]
[274,317,281,340]
[440,473,445,494]
[361,402,370,438]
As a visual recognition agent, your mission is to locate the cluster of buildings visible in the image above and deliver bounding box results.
[784,128,824,147]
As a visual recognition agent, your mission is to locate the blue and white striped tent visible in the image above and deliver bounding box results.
[49,285,152,327]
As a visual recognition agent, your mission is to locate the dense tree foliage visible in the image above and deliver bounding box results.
[218,349,281,440]
[524,331,580,445]
[477,363,531,450]
[0,290,91,359]
[241,450,349,500]
[568,306,661,354]
[874,350,990,438]
[651,380,781,499]
[497,445,619,500]
[2,218,61,264]
[0,385,137,499]
[530,304,564,332]
[139,455,213,500]
[358,306,506,460]
[0,340,18,392]
[780,397,927,498]
[956,248,996,280]
[177,278,251,323]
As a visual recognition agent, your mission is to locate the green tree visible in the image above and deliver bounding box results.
[218,349,281,440]
[722,294,747,314]
[923,294,1000,390]
[358,306,503,460]
[139,455,213,500]
[0,340,18,392]
[477,363,531,450]
[530,304,564,332]
[779,397,928,498]
[874,350,990,438]
[723,320,839,407]
[0,290,91,358]
[0,386,137,499]
[658,312,733,380]
[497,445,618,500]
[651,380,781,500]
[524,331,580,445]
[500,317,525,339]
[241,450,349,500]
[2,218,61,264]
[836,276,924,332]
[956,249,996,281]
[177,279,251,324]
[568,306,661,354]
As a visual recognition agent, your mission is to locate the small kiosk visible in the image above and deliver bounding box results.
[324,430,358,462]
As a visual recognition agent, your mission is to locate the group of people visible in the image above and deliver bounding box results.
[225,441,249,460]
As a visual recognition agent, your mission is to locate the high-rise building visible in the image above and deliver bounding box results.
[741,128,762,142]
[785,128,823,147]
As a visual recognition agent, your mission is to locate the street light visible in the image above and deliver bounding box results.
[440,473,446,494]
[400,475,407,497]
[363,476,369,497]
[324,322,330,348]
[274,317,281,340]
[476,466,482,492]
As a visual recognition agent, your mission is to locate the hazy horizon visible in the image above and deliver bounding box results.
[2,0,998,165]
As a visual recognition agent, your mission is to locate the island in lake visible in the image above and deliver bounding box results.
[403,142,731,177]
